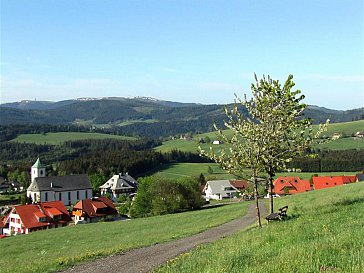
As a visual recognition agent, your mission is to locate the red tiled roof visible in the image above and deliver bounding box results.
[230,180,248,190]
[14,205,49,229]
[92,202,108,209]
[73,197,117,218]
[312,176,343,190]
[46,208,62,216]
[313,176,356,190]
[13,201,71,229]
[342,176,356,184]
[273,177,311,195]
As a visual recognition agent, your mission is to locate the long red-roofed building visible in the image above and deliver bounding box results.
[312,176,356,190]
[2,201,71,236]
[273,176,311,195]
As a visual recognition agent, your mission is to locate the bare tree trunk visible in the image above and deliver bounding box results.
[268,170,274,214]
[252,171,262,228]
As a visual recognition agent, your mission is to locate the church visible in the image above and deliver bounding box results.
[26,158,93,206]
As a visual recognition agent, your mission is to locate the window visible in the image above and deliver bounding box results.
[40,170,43,175]
[45,192,48,201]
[59,192,62,201]
[76,191,79,199]
[325,183,329,185]
[68,192,71,200]
[85,190,88,199]
[17,219,20,224]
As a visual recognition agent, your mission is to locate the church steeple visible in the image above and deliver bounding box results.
[31,158,46,183]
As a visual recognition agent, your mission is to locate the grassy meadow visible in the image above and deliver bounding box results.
[0,201,249,273]
[156,120,364,153]
[156,182,364,273]
[10,132,137,145]
[152,163,237,180]
[275,171,358,180]
[151,163,359,182]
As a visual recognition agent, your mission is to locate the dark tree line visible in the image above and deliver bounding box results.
[0,139,211,184]
[288,149,364,172]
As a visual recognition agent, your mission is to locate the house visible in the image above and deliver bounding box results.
[312,176,356,190]
[0,180,22,193]
[100,173,138,202]
[212,140,221,145]
[72,197,118,224]
[273,176,311,195]
[27,158,93,205]
[2,201,71,236]
[203,180,239,200]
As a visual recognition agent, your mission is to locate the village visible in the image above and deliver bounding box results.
[1,157,363,237]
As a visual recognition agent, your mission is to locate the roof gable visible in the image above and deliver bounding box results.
[14,201,71,229]
[274,177,311,194]
[73,197,117,218]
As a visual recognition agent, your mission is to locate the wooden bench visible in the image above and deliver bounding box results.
[265,206,288,223]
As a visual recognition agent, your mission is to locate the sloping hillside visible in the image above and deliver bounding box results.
[1,97,363,137]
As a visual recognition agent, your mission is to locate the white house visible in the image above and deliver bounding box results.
[27,158,93,206]
[100,173,138,202]
[203,180,240,200]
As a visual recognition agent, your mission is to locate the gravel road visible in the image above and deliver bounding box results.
[61,203,266,273]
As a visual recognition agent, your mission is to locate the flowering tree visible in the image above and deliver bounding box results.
[200,74,328,227]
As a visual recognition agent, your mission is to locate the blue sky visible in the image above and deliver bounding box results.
[1,0,363,110]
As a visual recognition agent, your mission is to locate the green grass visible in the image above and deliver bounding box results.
[152,163,238,180]
[0,193,23,202]
[155,182,364,273]
[11,132,137,145]
[322,120,364,136]
[156,121,364,153]
[313,137,364,150]
[0,201,250,273]
[117,119,159,126]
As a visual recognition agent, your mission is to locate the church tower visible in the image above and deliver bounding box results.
[31,158,46,183]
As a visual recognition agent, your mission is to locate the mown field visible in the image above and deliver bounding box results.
[155,120,364,153]
[153,163,359,181]
[10,132,137,145]
[156,182,364,273]
[0,201,249,273]
[154,163,237,180]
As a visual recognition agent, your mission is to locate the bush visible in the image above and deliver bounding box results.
[130,175,204,218]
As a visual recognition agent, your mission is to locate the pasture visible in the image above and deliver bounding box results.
[155,120,364,153]
[10,132,137,145]
[0,202,249,273]
[153,163,237,180]
[156,182,364,273]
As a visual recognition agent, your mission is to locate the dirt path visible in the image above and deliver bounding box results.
[61,203,267,273]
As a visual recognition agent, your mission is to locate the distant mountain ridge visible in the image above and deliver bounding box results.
[1,97,363,137]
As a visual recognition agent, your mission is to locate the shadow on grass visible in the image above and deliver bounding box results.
[333,197,364,207]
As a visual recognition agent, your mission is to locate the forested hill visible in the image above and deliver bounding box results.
[1,97,363,137]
